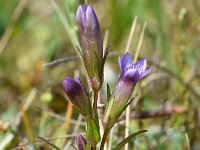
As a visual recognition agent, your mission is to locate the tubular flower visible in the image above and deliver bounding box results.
[76,5,103,91]
[63,77,91,116]
[76,134,87,150]
[105,52,152,130]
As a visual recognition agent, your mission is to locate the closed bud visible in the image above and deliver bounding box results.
[105,52,152,129]
[63,77,91,116]
[76,134,87,150]
[76,5,103,91]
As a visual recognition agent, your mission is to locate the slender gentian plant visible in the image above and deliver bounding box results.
[62,4,152,150]
[100,52,152,149]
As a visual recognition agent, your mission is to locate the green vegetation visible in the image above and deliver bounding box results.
[0,0,200,149]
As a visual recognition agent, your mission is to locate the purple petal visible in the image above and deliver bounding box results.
[86,5,99,31]
[118,56,122,73]
[124,68,137,79]
[121,52,133,72]
[76,134,87,150]
[140,68,152,79]
[124,68,143,83]
[133,59,147,71]
[76,5,87,29]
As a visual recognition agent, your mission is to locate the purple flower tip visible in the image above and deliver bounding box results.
[63,77,90,115]
[118,52,152,83]
[76,5,99,31]
[76,134,87,150]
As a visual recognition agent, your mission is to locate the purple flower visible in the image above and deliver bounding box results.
[63,77,91,116]
[76,5,103,91]
[118,52,152,83]
[104,52,152,130]
[76,134,87,150]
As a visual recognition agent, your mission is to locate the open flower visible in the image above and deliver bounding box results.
[104,52,152,130]
[119,52,152,83]
[76,5,104,91]
[76,134,87,150]
[63,77,91,116]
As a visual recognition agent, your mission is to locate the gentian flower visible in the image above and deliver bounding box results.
[63,77,91,116]
[76,134,87,150]
[76,5,104,91]
[104,52,152,130]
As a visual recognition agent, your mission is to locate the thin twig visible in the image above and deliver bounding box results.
[118,106,186,121]
[42,56,79,67]
[125,17,137,52]
[63,115,83,150]
[20,106,35,142]
[37,136,61,150]
[0,0,27,54]
[11,88,37,126]
[50,0,80,51]
[133,21,147,62]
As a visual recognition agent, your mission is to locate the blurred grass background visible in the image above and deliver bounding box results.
[0,0,200,149]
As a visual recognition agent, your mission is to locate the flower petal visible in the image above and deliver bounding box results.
[133,59,147,71]
[118,56,122,73]
[121,52,133,72]
[86,5,99,31]
[76,5,87,30]
[140,68,152,79]
[124,68,141,82]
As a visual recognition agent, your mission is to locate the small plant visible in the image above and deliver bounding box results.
[62,4,152,150]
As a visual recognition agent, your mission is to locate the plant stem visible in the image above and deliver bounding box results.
[93,90,98,120]
[91,143,96,150]
[100,129,108,150]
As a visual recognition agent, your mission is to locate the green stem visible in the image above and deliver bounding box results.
[93,90,98,120]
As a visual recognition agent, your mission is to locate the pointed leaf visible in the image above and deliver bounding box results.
[107,83,111,102]
[103,44,111,65]
[105,97,135,131]
[112,130,148,150]
[86,117,101,144]
[76,45,83,57]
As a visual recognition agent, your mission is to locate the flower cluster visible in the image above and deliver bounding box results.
[62,4,152,150]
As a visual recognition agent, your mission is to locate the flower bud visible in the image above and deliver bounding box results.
[76,134,87,150]
[76,5,103,91]
[105,52,152,129]
[63,77,91,116]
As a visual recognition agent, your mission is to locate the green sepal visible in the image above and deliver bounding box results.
[85,144,91,150]
[105,97,135,131]
[112,130,148,150]
[86,117,101,144]
[103,44,111,66]
[76,45,83,57]
[107,83,111,102]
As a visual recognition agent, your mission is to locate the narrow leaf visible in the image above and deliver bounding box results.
[112,130,148,150]
[103,44,111,65]
[107,83,111,102]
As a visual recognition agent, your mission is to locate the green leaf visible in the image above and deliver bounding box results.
[107,83,111,102]
[103,44,111,65]
[86,117,101,144]
[112,130,148,150]
[105,97,135,131]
